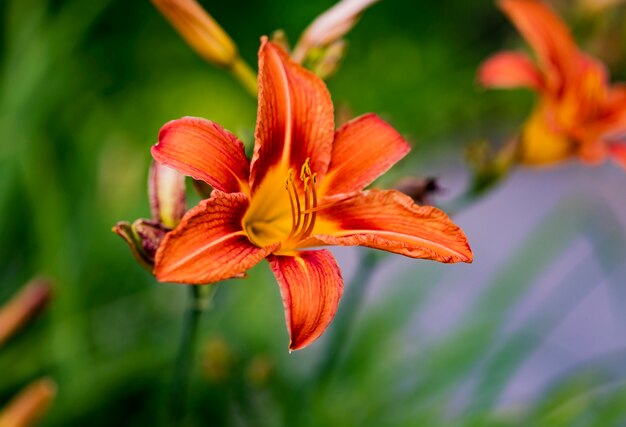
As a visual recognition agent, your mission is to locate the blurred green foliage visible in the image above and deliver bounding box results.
[2,0,626,425]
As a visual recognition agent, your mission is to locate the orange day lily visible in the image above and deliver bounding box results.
[478,0,626,167]
[151,38,473,351]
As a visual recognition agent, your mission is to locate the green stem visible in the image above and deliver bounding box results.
[316,250,382,382]
[168,284,218,423]
[229,57,258,98]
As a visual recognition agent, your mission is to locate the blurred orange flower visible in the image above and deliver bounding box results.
[478,0,626,167]
[151,39,472,351]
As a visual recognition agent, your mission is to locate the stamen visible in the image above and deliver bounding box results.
[285,170,297,233]
[300,158,312,181]
[298,176,312,238]
[282,158,321,246]
[301,174,318,238]
[285,169,301,239]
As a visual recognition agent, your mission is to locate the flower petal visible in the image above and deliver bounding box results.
[594,84,626,136]
[609,143,626,169]
[320,113,410,197]
[310,190,472,263]
[151,117,250,194]
[268,250,343,351]
[477,51,543,90]
[250,39,334,192]
[154,191,278,284]
[499,0,578,90]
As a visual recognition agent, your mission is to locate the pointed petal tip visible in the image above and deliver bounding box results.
[460,245,474,264]
[477,51,543,90]
[322,113,410,196]
[269,250,343,351]
[152,116,250,194]
[252,33,335,190]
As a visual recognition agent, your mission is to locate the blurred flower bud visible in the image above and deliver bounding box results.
[149,161,186,229]
[307,40,347,80]
[151,0,239,68]
[200,336,233,383]
[270,29,291,53]
[0,279,52,349]
[394,177,441,206]
[292,0,379,63]
[246,356,273,387]
[578,0,625,13]
[113,219,168,269]
[0,378,56,427]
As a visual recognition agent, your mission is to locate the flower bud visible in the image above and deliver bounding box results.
[200,336,233,383]
[246,356,273,386]
[0,279,52,349]
[151,0,239,68]
[134,220,168,261]
[149,161,186,229]
[0,378,56,427]
[113,220,168,269]
[292,0,379,63]
[269,29,291,53]
[308,40,347,80]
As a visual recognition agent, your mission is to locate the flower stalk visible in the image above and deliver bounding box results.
[169,284,218,421]
[229,56,259,97]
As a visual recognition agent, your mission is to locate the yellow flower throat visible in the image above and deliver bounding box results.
[244,158,319,252]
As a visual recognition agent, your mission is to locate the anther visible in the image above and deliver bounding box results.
[300,158,312,181]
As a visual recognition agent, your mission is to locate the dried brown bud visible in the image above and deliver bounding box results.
[394,177,441,205]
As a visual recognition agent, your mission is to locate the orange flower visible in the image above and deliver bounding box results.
[152,38,473,351]
[478,0,626,167]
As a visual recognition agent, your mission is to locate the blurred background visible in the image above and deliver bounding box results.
[2,0,626,425]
